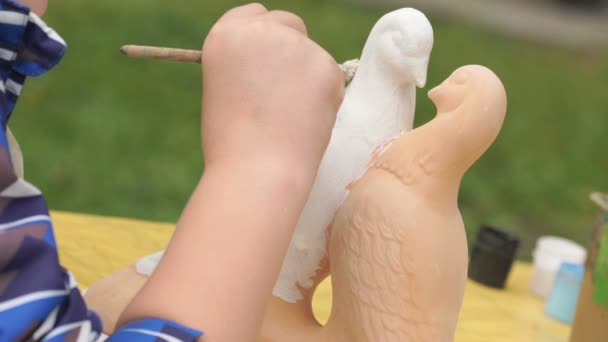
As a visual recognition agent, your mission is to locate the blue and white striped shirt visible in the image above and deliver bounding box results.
[0,1,202,340]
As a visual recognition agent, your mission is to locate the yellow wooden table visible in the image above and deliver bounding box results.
[52,211,571,342]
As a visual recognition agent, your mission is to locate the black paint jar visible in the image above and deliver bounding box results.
[468,225,521,289]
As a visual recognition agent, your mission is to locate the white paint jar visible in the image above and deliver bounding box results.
[530,236,587,298]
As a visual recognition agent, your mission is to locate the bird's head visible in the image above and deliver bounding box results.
[427,65,507,166]
[367,8,433,87]
[427,68,470,114]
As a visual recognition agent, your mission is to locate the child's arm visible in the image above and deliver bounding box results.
[117,3,344,342]
[0,3,203,340]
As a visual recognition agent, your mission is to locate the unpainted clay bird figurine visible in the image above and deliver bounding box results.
[323,65,507,342]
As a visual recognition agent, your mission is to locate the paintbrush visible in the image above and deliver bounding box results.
[120,45,359,83]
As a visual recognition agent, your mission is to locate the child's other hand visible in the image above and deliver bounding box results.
[200,3,344,182]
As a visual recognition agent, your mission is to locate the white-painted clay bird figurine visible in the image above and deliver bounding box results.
[273,7,434,303]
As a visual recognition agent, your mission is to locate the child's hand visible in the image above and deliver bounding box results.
[200,3,344,180]
[119,7,344,340]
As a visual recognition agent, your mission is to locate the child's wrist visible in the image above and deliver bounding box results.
[203,156,315,200]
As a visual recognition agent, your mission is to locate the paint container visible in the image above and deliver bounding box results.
[570,193,608,341]
[468,225,521,289]
[530,236,587,298]
[545,262,585,324]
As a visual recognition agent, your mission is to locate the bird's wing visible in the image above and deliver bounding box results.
[329,177,437,342]
[274,129,377,302]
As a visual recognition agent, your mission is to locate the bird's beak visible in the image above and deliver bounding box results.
[427,85,440,100]
[413,58,429,88]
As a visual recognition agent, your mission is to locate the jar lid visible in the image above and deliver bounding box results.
[534,236,587,264]
[474,225,521,258]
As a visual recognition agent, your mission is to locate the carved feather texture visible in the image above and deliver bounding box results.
[329,172,443,342]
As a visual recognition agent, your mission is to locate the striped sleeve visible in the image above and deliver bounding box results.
[0,1,203,341]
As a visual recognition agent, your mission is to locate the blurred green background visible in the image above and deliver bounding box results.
[9,0,608,259]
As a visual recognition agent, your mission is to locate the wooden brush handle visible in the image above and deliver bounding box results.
[120,45,202,64]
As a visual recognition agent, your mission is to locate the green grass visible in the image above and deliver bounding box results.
[9,0,608,258]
